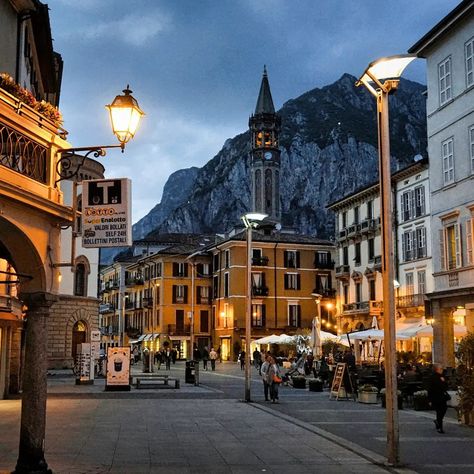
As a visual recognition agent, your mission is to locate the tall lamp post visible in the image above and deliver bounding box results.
[241,212,267,402]
[356,54,416,466]
[311,293,322,357]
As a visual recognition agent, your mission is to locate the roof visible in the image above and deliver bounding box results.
[408,0,474,56]
[254,66,275,114]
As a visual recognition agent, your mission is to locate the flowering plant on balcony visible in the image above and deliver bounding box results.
[0,73,63,126]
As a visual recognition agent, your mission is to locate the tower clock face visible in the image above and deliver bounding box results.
[264,151,272,160]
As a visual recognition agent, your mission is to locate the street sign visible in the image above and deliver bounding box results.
[81,178,132,248]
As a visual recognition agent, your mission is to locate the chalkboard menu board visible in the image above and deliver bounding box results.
[330,363,347,400]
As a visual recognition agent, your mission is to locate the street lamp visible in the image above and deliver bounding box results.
[55,85,144,185]
[356,54,416,466]
[311,293,322,357]
[241,212,268,402]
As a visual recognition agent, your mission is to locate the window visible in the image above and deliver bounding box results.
[288,304,301,327]
[224,272,229,298]
[252,248,262,259]
[369,279,376,301]
[196,263,210,277]
[440,223,461,271]
[343,284,349,305]
[368,238,375,261]
[155,262,162,277]
[200,310,209,333]
[74,263,87,296]
[213,275,219,299]
[342,211,347,229]
[284,273,300,290]
[354,206,360,224]
[418,270,426,295]
[316,251,329,266]
[367,200,373,220]
[439,56,452,105]
[401,191,413,221]
[284,250,299,268]
[222,303,229,328]
[466,37,474,88]
[355,282,361,303]
[196,285,210,304]
[415,227,427,259]
[213,253,219,272]
[315,274,331,294]
[466,218,474,265]
[470,126,474,174]
[172,285,187,304]
[252,304,265,327]
[343,246,349,266]
[442,137,454,185]
[414,186,425,217]
[225,250,230,268]
[354,242,361,266]
[172,262,188,277]
[406,272,414,296]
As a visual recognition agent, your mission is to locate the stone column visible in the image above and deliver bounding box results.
[432,300,455,368]
[14,292,57,474]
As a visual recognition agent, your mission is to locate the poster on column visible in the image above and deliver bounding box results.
[106,347,130,390]
[82,178,132,248]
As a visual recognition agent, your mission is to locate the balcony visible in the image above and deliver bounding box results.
[338,229,347,241]
[125,300,135,310]
[313,288,336,299]
[360,218,379,234]
[396,294,425,309]
[369,300,383,314]
[99,303,115,314]
[252,286,269,297]
[314,259,335,270]
[342,301,370,313]
[252,256,269,266]
[167,324,190,336]
[346,224,359,237]
[335,265,350,279]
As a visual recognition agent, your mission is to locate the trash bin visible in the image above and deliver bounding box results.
[185,360,196,384]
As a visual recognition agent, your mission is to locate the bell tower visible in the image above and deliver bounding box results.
[249,66,281,221]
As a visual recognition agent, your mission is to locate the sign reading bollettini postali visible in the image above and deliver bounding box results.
[82,178,132,248]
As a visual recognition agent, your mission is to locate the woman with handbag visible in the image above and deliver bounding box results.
[267,355,282,403]
[428,364,450,434]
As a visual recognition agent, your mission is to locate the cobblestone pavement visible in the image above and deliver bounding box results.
[0,360,471,473]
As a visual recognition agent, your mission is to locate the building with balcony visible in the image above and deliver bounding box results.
[409,0,474,366]
[328,159,433,337]
[206,230,335,361]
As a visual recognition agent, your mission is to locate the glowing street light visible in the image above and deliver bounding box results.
[356,54,416,467]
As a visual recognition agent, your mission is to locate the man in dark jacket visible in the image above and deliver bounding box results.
[428,364,449,434]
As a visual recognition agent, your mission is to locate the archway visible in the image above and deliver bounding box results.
[71,320,87,362]
[356,322,365,331]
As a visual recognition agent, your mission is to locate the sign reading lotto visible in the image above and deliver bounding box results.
[82,178,132,248]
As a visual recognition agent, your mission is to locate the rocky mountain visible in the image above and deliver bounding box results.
[135,73,427,243]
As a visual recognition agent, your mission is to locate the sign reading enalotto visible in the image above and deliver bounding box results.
[82,178,132,248]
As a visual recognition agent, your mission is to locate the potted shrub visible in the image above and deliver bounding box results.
[457,332,474,425]
[291,375,306,389]
[380,388,403,409]
[358,384,378,404]
[308,378,324,392]
[413,390,430,411]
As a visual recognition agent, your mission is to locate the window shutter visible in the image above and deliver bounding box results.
[284,251,289,267]
[296,251,300,268]
[296,274,301,290]
[455,224,462,268]
[439,229,446,271]
[401,234,406,262]
[467,219,473,265]
[412,230,418,260]
[184,286,188,304]
[184,263,189,277]
[420,227,427,258]
[262,305,266,327]
[172,263,178,277]
[284,274,289,289]
[172,285,177,304]
[196,286,201,305]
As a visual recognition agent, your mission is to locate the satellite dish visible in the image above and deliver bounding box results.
[413,154,423,162]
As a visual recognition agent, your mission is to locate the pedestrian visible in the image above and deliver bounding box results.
[267,355,282,403]
[193,345,201,361]
[238,350,245,370]
[305,352,314,376]
[154,350,162,370]
[209,347,218,371]
[253,348,261,369]
[202,346,209,370]
[163,347,171,370]
[318,356,329,387]
[171,348,177,364]
[428,363,450,434]
[260,354,270,401]
[217,346,222,362]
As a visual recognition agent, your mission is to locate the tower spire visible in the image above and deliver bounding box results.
[255,65,275,114]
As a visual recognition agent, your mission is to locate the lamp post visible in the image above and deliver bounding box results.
[241,212,268,402]
[55,86,144,185]
[311,293,322,357]
[356,54,416,466]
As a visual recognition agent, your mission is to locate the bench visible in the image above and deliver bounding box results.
[135,375,180,389]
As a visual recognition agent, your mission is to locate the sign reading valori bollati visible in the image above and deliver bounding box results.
[82,178,132,248]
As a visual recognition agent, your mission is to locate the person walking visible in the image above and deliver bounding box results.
[202,346,209,371]
[238,350,245,370]
[209,347,218,371]
[428,364,450,434]
[267,355,282,403]
[163,348,171,370]
[260,354,270,401]
[253,348,261,369]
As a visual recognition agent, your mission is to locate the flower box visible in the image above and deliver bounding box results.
[358,391,378,404]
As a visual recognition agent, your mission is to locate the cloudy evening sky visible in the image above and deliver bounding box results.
[49,0,460,223]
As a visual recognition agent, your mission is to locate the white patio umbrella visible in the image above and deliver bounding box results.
[254,334,282,344]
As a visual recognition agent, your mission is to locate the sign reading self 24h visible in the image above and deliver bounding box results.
[82,178,132,248]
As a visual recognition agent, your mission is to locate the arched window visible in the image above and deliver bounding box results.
[74,256,90,297]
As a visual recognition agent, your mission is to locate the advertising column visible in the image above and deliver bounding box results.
[105,347,131,391]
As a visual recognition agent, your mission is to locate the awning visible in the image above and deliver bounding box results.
[136,334,160,343]
[137,335,146,342]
